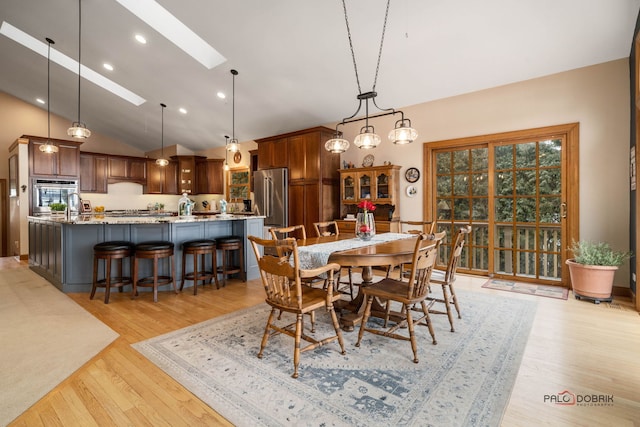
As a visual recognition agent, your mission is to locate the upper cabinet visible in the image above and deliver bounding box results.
[195,158,224,195]
[28,137,82,179]
[145,159,178,195]
[108,155,147,184]
[256,137,288,170]
[80,152,108,193]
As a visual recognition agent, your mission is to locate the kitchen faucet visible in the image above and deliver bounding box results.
[66,192,81,221]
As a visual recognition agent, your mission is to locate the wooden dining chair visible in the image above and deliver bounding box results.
[355,233,440,363]
[427,225,472,332]
[400,220,437,235]
[313,221,355,300]
[248,236,346,378]
[269,225,307,258]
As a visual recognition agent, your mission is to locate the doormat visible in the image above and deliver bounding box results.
[482,278,569,300]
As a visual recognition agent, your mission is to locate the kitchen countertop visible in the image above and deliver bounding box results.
[27,213,265,225]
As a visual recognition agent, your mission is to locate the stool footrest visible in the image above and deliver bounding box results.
[137,276,174,286]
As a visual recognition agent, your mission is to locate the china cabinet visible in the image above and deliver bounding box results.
[338,165,401,232]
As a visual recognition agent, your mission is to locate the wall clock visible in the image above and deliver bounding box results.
[233,151,242,163]
[405,167,420,183]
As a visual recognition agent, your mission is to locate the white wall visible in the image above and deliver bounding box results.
[337,59,631,286]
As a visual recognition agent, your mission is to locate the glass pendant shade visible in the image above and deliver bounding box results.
[68,0,90,139]
[156,103,168,166]
[67,122,91,138]
[353,126,381,149]
[226,138,240,152]
[156,158,169,166]
[325,136,350,153]
[224,161,230,171]
[389,119,418,145]
[39,142,58,153]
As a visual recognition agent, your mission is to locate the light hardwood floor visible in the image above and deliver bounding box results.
[6,257,640,426]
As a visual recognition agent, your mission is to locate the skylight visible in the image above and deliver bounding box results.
[0,21,146,106]
[114,0,226,69]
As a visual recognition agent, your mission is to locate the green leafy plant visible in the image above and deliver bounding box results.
[49,203,67,212]
[569,240,632,266]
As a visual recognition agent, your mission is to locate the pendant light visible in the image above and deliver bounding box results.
[40,37,58,154]
[324,0,418,153]
[67,0,91,139]
[226,69,240,153]
[224,135,230,171]
[156,103,169,166]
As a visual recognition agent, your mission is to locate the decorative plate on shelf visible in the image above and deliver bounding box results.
[405,167,420,183]
[362,154,374,167]
[406,185,418,197]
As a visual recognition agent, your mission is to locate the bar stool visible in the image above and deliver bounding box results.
[215,236,245,287]
[133,241,177,302]
[91,241,135,304]
[180,239,219,295]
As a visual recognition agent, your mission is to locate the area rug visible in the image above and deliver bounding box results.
[133,290,537,426]
[482,278,569,300]
[0,267,119,426]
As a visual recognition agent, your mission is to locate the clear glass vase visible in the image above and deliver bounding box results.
[355,212,376,241]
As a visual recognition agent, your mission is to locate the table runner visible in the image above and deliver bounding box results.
[296,232,415,271]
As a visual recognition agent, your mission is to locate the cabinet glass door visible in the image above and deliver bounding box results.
[358,172,373,200]
[375,171,391,202]
[342,173,357,202]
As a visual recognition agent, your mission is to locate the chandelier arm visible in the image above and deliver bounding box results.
[371,95,395,115]
[340,108,404,127]
[372,0,391,92]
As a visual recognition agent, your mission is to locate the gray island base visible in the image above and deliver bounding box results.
[27,215,264,294]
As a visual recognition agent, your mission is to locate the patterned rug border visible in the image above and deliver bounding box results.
[482,278,569,300]
[133,290,537,426]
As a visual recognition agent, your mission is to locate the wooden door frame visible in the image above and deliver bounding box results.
[423,123,579,283]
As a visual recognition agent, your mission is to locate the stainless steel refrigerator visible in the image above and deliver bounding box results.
[254,168,288,235]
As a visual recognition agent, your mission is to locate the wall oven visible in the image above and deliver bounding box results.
[32,178,79,214]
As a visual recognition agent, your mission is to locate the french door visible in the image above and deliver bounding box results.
[425,124,578,285]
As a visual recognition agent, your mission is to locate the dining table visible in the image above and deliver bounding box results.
[296,232,435,331]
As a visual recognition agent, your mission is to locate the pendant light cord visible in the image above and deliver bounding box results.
[77,0,82,123]
[160,103,166,157]
[46,38,54,141]
[341,0,391,94]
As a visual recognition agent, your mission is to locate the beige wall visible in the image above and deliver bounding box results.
[337,59,631,286]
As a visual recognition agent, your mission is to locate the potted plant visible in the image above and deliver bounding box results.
[566,240,632,304]
[49,203,67,215]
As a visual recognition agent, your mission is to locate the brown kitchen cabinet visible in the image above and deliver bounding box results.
[145,159,178,194]
[257,126,340,233]
[172,156,205,195]
[256,137,288,170]
[195,158,224,194]
[27,136,82,179]
[108,155,147,184]
[79,152,108,193]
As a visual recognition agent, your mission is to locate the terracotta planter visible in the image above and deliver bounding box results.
[566,259,616,302]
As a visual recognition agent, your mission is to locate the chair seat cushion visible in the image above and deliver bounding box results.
[182,239,216,249]
[216,236,241,244]
[94,241,134,252]
[135,241,174,251]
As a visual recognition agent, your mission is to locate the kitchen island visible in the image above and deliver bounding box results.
[27,214,264,293]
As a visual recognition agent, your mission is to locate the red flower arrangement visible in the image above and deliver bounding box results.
[357,200,377,213]
[357,200,376,235]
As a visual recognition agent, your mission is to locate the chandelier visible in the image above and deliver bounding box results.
[325,0,418,153]
[67,0,91,139]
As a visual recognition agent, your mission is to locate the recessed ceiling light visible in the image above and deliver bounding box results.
[179,107,187,114]
[0,21,146,106]
[36,98,45,104]
[103,63,114,71]
[217,92,226,99]
[115,0,226,69]
[135,34,147,44]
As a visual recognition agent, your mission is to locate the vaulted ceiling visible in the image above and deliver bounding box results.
[0,0,638,153]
